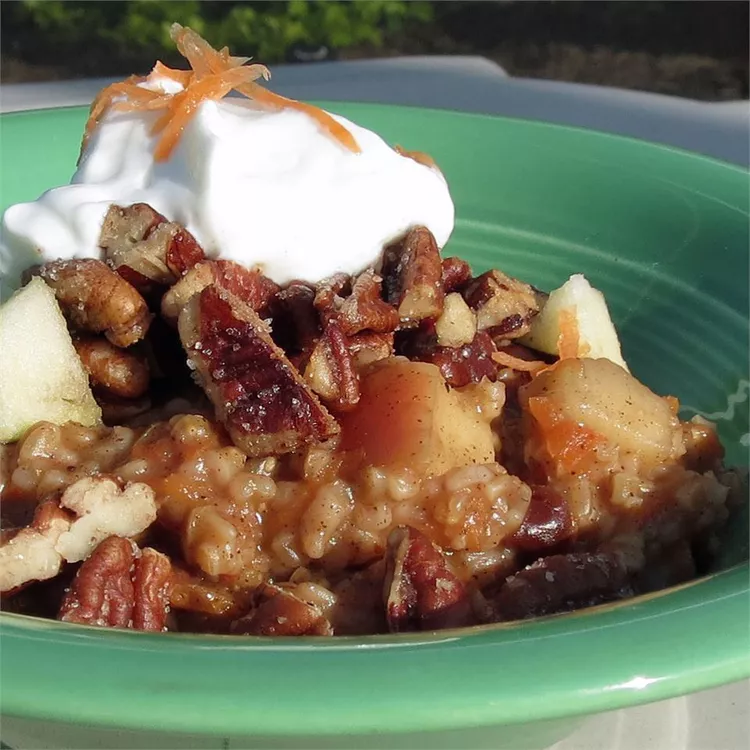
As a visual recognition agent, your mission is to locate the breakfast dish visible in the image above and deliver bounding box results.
[0,26,743,636]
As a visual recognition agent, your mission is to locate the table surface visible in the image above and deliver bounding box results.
[1,57,748,750]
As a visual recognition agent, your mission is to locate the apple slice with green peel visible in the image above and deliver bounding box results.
[520,274,629,371]
[0,277,101,443]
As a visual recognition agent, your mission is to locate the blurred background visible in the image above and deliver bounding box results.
[1,0,748,101]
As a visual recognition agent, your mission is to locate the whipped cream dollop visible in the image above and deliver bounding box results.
[0,91,454,295]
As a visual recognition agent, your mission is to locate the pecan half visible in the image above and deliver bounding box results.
[492,552,632,621]
[399,326,498,387]
[508,486,574,552]
[58,536,171,631]
[384,526,473,632]
[316,269,399,336]
[462,270,541,339]
[38,259,152,347]
[441,256,472,293]
[231,583,333,636]
[100,203,204,290]
[161,260,280,324]
[381,226,445,325]
[179,284,339,456]
[304,320,360,411]
[73,336,150,399]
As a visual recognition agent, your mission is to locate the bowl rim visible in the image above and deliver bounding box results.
[1,102,748,737]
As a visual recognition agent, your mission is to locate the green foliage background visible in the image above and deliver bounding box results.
[2,1,747,100]
[6,0,433,67]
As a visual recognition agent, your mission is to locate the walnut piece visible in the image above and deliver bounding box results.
[58,536,171,631]
[38,259,152,347]
[381,226,445,326]
[384,526,473,632]
[179,284,339,457]
[462,269,541,339]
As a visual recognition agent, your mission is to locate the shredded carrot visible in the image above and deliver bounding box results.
[80,23,361,163]
[528,395,607,474]
[394,145,438,170]
[491,350,546,373]
[557,307,582,360]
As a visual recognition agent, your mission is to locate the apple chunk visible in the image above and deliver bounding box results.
[0,278,101,443]
[520,274,628,370]
[339,357,496,476]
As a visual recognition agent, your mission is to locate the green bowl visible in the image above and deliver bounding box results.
[1,103,748,750]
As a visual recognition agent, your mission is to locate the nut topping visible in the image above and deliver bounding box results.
[384,526,472,632]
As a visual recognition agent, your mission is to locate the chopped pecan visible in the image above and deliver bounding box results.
[73,336,150,399]
[399,326,498,388]
[58,536,171,631]
[231,583,333,636]
[462,270,541,339]
[161,260,279,324]
[100,203,204,290]
[348,331,394,369]
[179,284,339,457]
[304,320,360,411]
[38,259,152,347]
[381,226,445,325]
[492,552,632,621]
[434,292,477,349]
[270,281,321,364]
[508,486,574,552]
[441,257,472,293]
[316,269,399,336]
[384,526,473,632]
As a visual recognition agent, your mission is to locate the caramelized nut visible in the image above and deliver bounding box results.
[384,526,472,632]
[58,536,171,631]
[38,259,152,347]
[382,226,445,325]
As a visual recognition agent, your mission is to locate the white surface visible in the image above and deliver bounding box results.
[0,56,747,750]
[1,96,453,288]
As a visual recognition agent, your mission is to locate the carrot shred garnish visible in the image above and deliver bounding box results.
[528,396,606,474]
[394,145,438,169]
[557,307,581,360]
[80,23,361,163]
[491,350,546,373]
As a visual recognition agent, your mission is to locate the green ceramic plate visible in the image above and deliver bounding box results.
[1,103,748,745]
